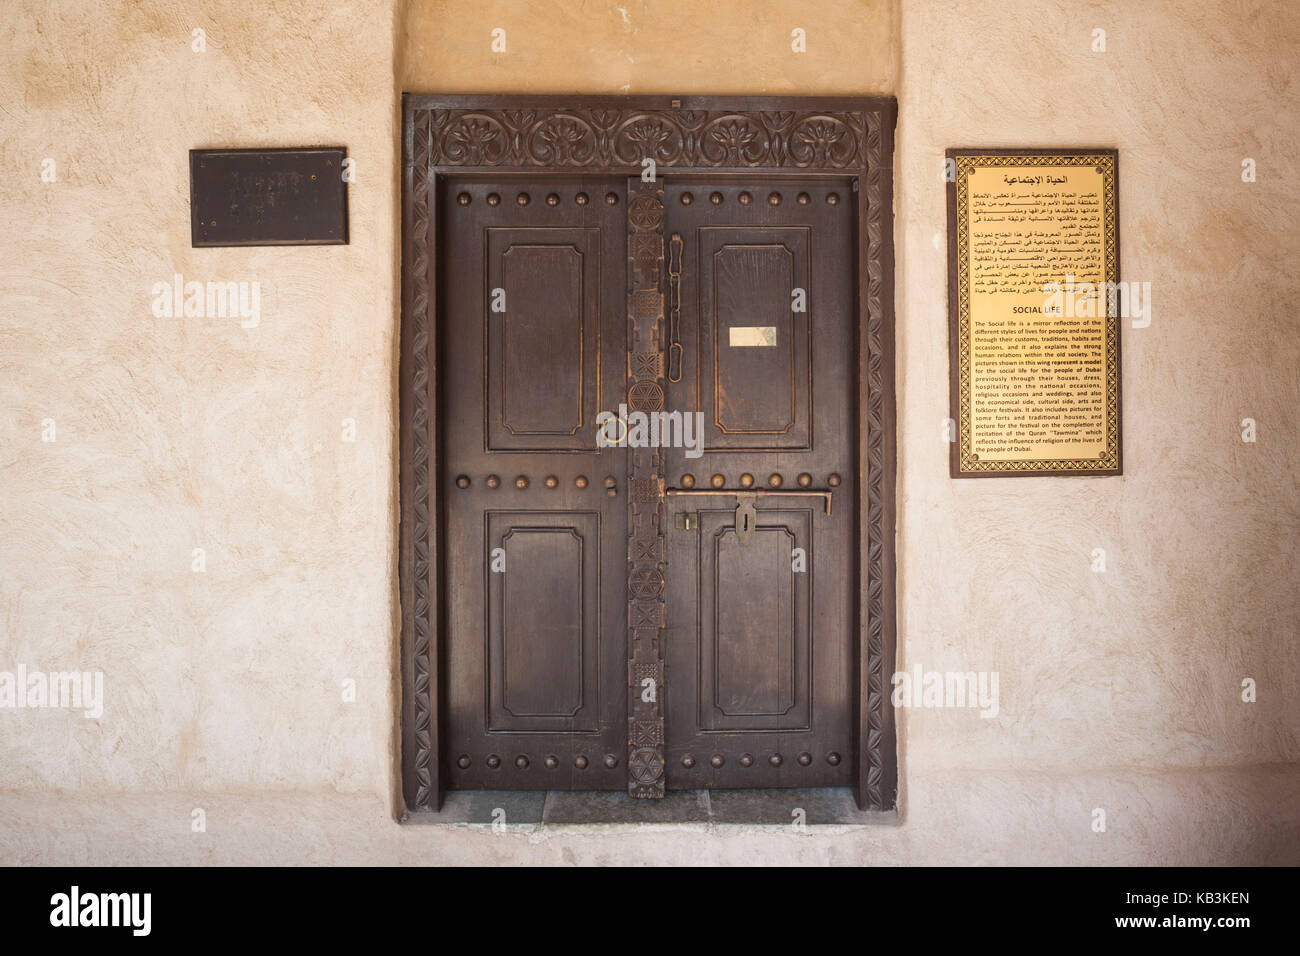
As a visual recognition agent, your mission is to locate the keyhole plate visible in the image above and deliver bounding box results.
[735,494,757,546]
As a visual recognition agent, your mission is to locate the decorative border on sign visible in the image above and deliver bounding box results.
[951,151,1121,476]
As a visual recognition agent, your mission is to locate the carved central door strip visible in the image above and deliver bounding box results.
[400,95,898,812]
[625,177,668,797]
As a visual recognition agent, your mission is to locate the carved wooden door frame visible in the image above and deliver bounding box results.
[399,94,898,814]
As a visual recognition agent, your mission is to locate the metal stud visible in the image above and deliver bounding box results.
[486,474,500,489]
[457,754,471,768]
[826,752,841,766]
[738,191,752,205]
[575,755,588,769]
[739,753,754,767]
[681,192,694,205]
[456,192,471,206]
[797,472,812,487]
[605,193,619,205]
[575,192,589,205]
[797,751,813,766]
[769,753,783,767]
[516,192,530,206]
[486,754,501,769]
[515,755,529,769]
[681,473,695,488]
[826,192,840,206]
[710,754,725,768]
[603,754,618,769]
[710,474,725,488]
[544,475,558,488]
[575,475,588,489]
[768,192,782,206]
[455,474,470,488]
[828,473,841,487]
[544,754,559,769]
[681,754,696,768]
[739,473,754,488]
[515,475,529,489]
[768,473,783,488]
[709,191,723,205]
[486,193,500,206]
[546,193,559,206]
[797,192,811,205]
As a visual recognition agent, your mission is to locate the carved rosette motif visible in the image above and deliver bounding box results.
[625,176,667,798]
[428,110,866,169]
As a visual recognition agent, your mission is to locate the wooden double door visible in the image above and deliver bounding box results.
[437,171,860,799]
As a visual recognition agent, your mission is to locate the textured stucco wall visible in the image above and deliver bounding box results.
[1,0,1297,865]
[0,0,403,798]
[897,0,1300,775]
[401,0,897,93]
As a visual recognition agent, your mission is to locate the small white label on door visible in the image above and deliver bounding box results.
[729,326,777,347]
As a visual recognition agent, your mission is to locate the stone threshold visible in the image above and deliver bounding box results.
[403,788,897,826]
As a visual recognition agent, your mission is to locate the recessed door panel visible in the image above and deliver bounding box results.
[697,508,811,731]
[700,229,812,448]
[486,511,600,733]
[486,228,600,450]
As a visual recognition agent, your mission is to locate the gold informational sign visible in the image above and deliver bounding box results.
[947,149,1122,477]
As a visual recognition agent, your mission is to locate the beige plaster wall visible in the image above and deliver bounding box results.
[0,0,1296,865]
[401,0,897,94]
[0,0,403,797]
[895,0,1300,783]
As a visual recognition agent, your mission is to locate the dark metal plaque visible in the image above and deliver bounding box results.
[190,147,348,246]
